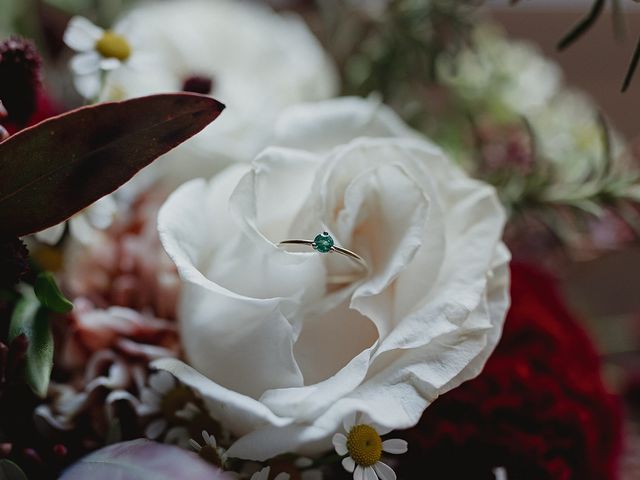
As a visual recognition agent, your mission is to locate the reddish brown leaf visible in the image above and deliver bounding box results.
[0,93,224,236]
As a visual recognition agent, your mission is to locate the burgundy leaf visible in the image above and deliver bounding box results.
[0,93,224,237]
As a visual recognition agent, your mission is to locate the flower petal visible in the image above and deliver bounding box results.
[64,16,103,51]
[274,474,291,480]
[35,222,66,245]
[144,418,167,439]
[364,466,378,480]
[332,433,348,456]
[373,462,396,480]
[70,51,102,75]
[343,412,358,432]
[73,72,102,99]
[354,465,365,480]
[100,57,122,71]
[149,371,176,395]
[342,456,356,473]
[381,438,407,455]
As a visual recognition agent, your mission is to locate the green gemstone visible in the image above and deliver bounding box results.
[313,232,334,253]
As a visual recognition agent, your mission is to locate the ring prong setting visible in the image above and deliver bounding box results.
[312,231,334,253]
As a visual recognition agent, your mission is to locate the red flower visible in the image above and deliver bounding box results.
[397,263,622,479]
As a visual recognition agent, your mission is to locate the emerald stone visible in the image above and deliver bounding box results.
[313,232,334,253]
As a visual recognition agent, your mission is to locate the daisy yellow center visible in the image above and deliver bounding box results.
[346,424,382,467]
[95,31,131,61]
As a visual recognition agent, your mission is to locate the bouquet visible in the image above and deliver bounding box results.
[0,1,633,478]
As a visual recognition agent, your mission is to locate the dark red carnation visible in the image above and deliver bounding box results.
[397,263,622,480]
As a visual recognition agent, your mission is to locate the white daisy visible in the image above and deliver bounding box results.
[35,194,117,245]
[63,16,142,99]
[189,430,227,468]
[138,371,196,446]
[250,466,290,480]
[493,467,508,480]
[332,413,407,480]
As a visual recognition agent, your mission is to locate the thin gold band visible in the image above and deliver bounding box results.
[278,239,369,284]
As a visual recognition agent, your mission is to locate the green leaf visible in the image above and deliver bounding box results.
[0,93,224,237]
[0,460,28,480]
[34,271,73,313]
[9,288,54,398]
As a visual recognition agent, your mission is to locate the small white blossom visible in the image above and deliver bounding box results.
[332,413,407,480]
[63,16,146,99]
[250,466,290,480]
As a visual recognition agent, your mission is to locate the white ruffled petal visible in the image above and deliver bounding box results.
[100,57,123,71]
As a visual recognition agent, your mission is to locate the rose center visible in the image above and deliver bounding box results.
[346,424,382,467]
[95,31,131,61]
[182,75,214,95]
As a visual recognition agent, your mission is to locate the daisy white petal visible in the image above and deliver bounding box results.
[35,222,66,245]
[64,16,103,51]
[381,439,407,455]
[73,72,102,99]
[343,412,358,432]
[140,389,162,408]
[189,438,202,451]
[342,456,356,473]
[201,430,216,448]
[69,215,99,244]
[100,57,122,71]
[251,467,270,480]
[149,371,176,394]
[274,474,291,480]
[493,467,508,480]
[164,426,190,446]
[363,466,377,480]
[354,465,365,480]
[373,462,396,480]
[144,418,167,439]
[70,51,102,75]
[332,432,348,456]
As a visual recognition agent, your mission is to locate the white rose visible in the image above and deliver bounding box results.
[155,97,510,460]
[105,0,338,188]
